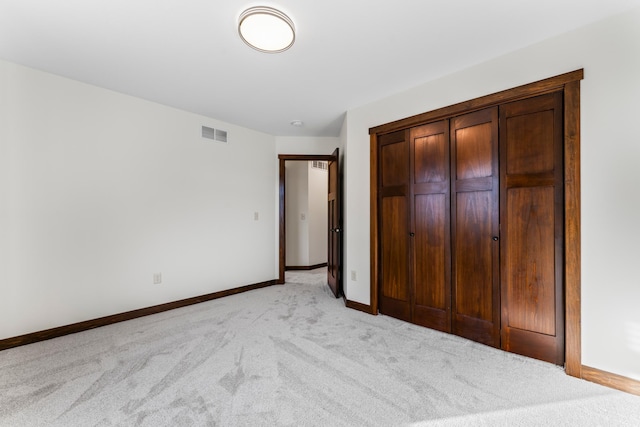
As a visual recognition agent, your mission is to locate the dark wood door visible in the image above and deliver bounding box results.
[378,130,412,322]
[327,148,341,298]
[410,121,452,332]
[450,107,500,347]
[500,93,564,364]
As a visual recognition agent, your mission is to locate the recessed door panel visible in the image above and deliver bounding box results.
[414,132,447,184]
[505,187,556,335]
[455,123,493,180]
[414,194,447,310]
[506,108,555,175]
[382,142,408,188]
[454,191,494,321]
[381,196,409,301]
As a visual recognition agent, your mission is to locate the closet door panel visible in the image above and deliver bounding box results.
[451,107,500,347]
[500,92,564,365]
[378,130,411,322]
[410,121,451,332]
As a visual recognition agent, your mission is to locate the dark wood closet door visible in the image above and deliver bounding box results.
[450,107,500,347]
[409,121,451,332]
[378,130,412,322]
[500,92,564,365]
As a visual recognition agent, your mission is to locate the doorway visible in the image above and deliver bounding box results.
[278,151,342,298]
[284,160,328,271]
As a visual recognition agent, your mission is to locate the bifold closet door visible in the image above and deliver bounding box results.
[410,121,451,333]
[378,130,412,322]
[500,92,565,365]
[450,107,500,347]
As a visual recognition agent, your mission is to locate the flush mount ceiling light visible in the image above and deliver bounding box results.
[238,6,295,53]
[290,120,304,127]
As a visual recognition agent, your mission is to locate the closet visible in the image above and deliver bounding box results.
[375,90,565,365]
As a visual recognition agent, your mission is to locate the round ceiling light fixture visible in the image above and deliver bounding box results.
[238,6,295,53]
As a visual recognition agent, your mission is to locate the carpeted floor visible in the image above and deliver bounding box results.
[1,269,639,426]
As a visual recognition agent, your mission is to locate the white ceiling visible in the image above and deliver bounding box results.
[2,0,639,137]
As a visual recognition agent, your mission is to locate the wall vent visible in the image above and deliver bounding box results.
[214,129,227,143]
[202,126,228,143]
[311,160,328,170]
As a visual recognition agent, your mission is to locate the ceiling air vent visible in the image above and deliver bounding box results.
[202,126,228,143]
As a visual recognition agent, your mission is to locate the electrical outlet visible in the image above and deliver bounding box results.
[254,212,259,221]
[153,273,162,284]
[300,213,306,220]
[351,270,357,281]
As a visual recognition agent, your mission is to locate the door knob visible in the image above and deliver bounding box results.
[492,236,499,241]
[410,232,415,237]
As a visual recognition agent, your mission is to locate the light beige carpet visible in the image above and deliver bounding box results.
[1,269,639,426]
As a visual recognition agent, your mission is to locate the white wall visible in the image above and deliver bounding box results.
[0,60,276,340]
[285,162,309,266]
[343,8,640,380]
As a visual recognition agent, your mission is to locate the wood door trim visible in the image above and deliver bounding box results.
[346,298,377,315]
[369,134,380,312]
[279,158,286,284]
[278,154,337,285]
[582,366,640,396]
[369,69,583,377]
[370,69,583,136]
[564,79,582,377]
